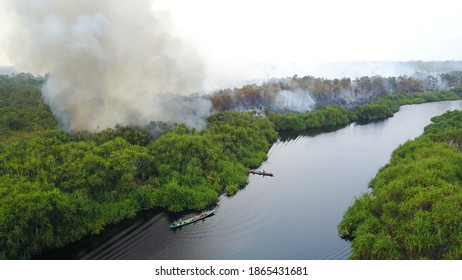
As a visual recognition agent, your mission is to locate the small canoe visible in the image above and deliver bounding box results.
[169,209,215,229]
[249,169,274,177]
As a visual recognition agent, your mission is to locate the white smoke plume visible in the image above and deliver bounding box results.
[273,90,315,113]
[4,0,210,131]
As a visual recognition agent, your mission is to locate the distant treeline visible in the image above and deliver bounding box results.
[338,110,462,259]
[209,72,462,112]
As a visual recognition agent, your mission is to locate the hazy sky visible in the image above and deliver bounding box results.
[154,0,462,86]
[154,0,462,61]
[1,0,462,83]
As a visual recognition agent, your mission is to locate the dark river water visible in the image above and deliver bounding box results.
[38,100,462,260]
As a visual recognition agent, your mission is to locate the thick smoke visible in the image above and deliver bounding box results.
[4,0,211,131]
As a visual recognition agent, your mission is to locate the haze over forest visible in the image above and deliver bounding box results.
[1,0,462,131]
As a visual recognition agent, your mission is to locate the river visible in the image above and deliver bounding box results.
[38,100,462,260]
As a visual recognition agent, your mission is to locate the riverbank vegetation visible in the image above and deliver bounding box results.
[268,105,357,131]
[338,110,462,259]
[268,88,462,131]
[355,89,462,123]
[1,72,461,259]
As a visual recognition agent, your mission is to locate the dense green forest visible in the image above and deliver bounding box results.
[0,73,57,138]
[0,74,277,259]
[338,110,462,259]
[1,72,461,259]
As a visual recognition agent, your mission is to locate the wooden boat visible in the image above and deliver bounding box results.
[169,209,215,229]
[249,169,274,177]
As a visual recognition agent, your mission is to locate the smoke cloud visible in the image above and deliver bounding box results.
[4,0,210,131]
[273,90,315,113]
